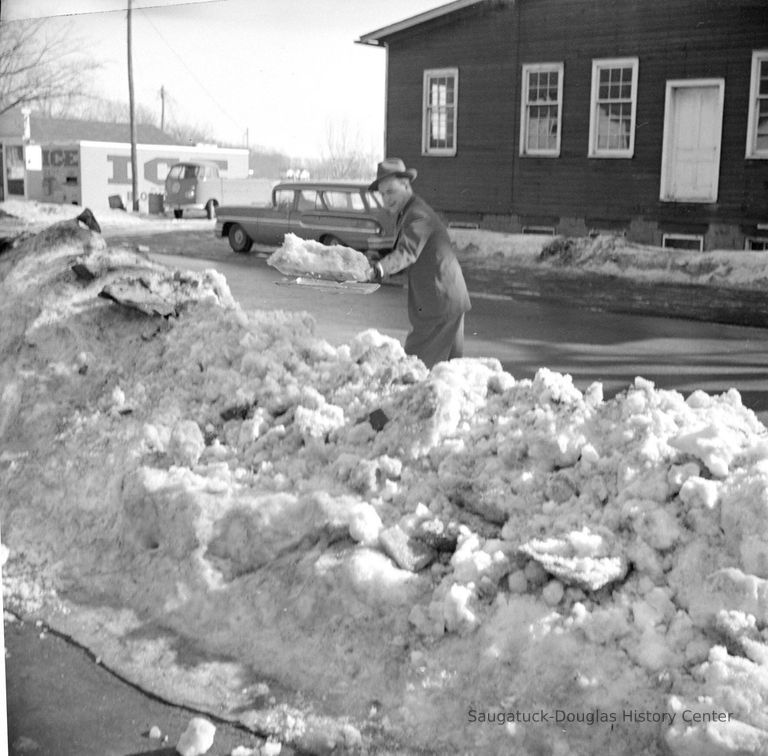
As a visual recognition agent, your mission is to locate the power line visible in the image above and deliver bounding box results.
[137,5,243,133]
[2,0,225,23]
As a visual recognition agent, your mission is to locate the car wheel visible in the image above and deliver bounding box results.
[173,209,183,219]
[205,200,217,219]
[228,224,253,253]
[322,235,343,246]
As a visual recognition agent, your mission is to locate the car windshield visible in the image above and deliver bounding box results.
[168,164,200,180]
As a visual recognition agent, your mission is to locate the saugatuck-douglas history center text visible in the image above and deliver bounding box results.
[466,708,735,727]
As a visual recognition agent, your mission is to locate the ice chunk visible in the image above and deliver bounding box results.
[267,233,370,282]
[519,528,627,590]
[176,717,215,756]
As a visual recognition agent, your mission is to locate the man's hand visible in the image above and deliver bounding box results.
[365,261,384,282]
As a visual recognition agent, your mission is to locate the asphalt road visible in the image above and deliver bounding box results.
[105,224,768,417]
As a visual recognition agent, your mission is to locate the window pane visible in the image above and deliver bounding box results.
[426,72,456,151]
[593,62,635,153]
[446,78,455,102]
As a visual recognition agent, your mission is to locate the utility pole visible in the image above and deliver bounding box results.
[127,0,139,211]
[160,85,166,131]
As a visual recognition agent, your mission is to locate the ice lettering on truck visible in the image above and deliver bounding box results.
[107,155,188,185]
[107,155,131,185]
[43,150,79,168]
[142,158,186,185]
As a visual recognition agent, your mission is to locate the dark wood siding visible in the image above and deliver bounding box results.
[384,4,518,215]
[381,0,768,233]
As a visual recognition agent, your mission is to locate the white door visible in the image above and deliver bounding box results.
[660,80,724,203]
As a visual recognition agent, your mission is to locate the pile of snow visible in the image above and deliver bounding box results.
[0,198,212,234]
[3,212,768,755]
[267,232,371,282]
[452,228,768,290]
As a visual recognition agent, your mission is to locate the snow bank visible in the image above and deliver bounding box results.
[2,215,768,755]
[452,228,768,290]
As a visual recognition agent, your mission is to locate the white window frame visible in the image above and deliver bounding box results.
[422,68,458,156]
[588,57,639,158]
[746,50,768,159]
[520,62,564,157]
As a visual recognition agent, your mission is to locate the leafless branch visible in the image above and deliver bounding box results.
[0,18,102,118]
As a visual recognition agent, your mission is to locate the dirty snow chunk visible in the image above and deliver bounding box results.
[720,468,768,578]
[294,402,345,439]
[168,420,206,467]
[149,725,163,739]
[379,524,435,572]
[261,740,283,756]
[519,528,627,590]
[542,579,564,606]
[666,717,768,756]
[669,423,745,478]
[345,548,425,606]
[443,582,478,634]
[267,233,370,282]
[706,568,768,624]
[176,717,216,756]
[348,503,383,545]
[679,476,720,509]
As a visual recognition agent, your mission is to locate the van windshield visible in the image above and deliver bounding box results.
[168,164,200,180]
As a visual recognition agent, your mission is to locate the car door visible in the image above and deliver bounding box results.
[289,189,327,241]
[252,187,295,245]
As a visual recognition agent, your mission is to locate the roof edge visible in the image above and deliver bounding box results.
[356,0,485,46]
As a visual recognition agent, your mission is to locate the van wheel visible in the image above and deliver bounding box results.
[173,209,183,219]
[205,200,217,219]
[228,224,253,253]
[322,235,343,246]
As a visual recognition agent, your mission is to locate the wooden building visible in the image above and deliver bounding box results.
[359,0,768,250]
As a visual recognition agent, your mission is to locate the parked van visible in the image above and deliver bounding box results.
[164,161,273,219]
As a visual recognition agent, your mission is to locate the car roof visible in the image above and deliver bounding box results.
[275,181,375,191]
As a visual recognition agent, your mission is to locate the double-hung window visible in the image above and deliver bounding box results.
[520,63,564,156]
[588,57,639,158]
[423,68,458,156]
[746,50,768,158]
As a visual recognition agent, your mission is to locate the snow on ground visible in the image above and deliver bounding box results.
[450,227,768,290]
[5,198,768,291]
[2,201,768,754]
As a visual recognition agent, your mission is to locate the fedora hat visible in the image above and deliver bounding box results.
[368,157,417,191]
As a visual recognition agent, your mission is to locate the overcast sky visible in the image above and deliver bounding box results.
[1,0,445,159]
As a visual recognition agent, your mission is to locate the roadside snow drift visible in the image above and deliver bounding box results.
[3,218,768,755]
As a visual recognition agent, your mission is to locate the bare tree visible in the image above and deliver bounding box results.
[313,119,376,180]
[0,17,101,118]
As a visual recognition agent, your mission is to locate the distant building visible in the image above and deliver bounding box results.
[359,0,768,250]
[0,109,249,213]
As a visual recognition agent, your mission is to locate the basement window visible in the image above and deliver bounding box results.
[662,233,704,252]
[522,226,556,235]
[746,237,768,251]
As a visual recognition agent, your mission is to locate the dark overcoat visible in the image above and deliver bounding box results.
[378,194,471,366]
